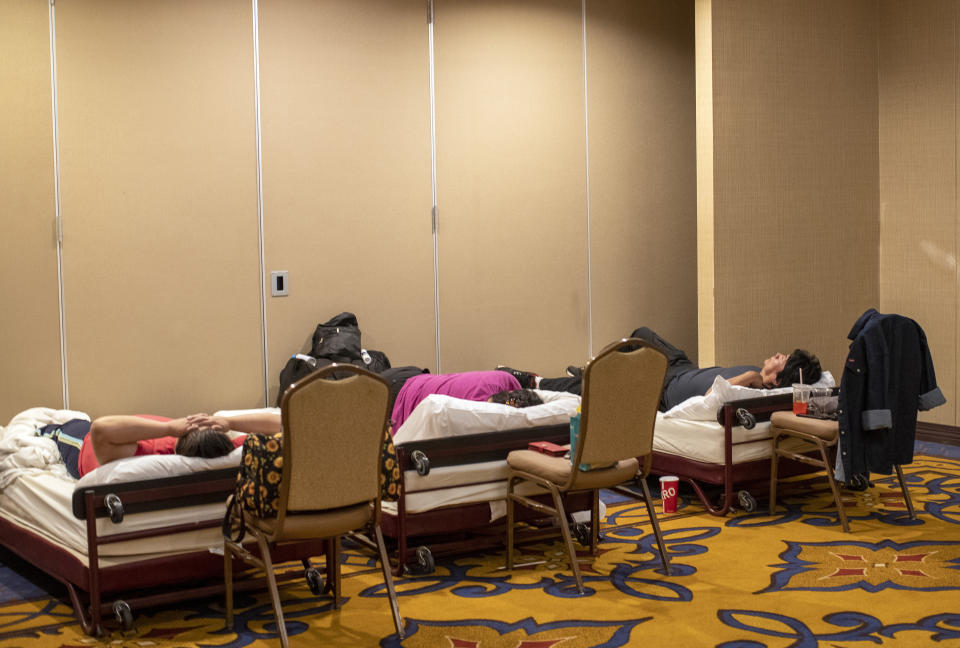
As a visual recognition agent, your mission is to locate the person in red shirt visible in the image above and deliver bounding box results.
[43,411,282,479]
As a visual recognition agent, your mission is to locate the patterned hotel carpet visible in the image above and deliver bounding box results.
[0,452,958,647]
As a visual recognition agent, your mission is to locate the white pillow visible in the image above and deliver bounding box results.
[663,370,835,421]
[75,446,243,488]
[394,393,581,445]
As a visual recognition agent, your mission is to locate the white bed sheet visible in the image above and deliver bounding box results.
[384,460,547,516]
[389,392,813,515]
[0,471,227,564]
[0,407,268,565]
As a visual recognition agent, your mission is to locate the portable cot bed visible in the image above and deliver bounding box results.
[648,373,837,515]
[382,391,594,574]
[381,372,838,569]
[0,407,328,636]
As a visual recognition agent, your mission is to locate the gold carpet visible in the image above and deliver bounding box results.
[1,454,958,647]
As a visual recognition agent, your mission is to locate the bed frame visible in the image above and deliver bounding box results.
[650,393,820,515]
[383,423,592,575]
[0,467,329,636]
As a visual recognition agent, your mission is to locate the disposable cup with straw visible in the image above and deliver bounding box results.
[792,369,809,415]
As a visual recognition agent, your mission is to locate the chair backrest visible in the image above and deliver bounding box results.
[570,338,667,484]
[277,364,391,514]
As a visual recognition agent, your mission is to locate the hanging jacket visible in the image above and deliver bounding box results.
[836,308,946,481]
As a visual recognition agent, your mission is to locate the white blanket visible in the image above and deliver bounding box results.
[0,407,87,489]
[393,390,581,445]
[662,371,836,421]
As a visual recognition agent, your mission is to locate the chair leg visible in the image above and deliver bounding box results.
[816,441,850,533]
[505,476,516,571]
[330,537,342,609]
[639,478,671,577]
[769,435,781,515]
[254,535,289,648]
[589,490,599,553]
[374,524,405,639]
[224,542,235,630]
[548,485,584,595]
[894,464,917,520]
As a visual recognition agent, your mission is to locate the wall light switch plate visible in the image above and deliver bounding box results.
[271,271,289,297]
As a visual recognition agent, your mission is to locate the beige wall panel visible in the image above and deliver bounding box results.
[586,0,697,361]
[709,0,879,379]
[878,0,958,425]
[258,0,434,405]
[0,1,63,423]
[56,0,263,417]
[434,0,588,376]
[695,0,716,366]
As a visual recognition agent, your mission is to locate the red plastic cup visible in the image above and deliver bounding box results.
[659,476,679,513]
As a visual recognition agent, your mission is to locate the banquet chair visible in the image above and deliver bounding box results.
[769,411,852,533]
[505,338,670,595]
[769,411,917,534]
[223,364,404,645]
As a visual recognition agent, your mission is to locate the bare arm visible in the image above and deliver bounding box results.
[722,370,764,389]
[704,370,764,396]
[186,412,281,436]
[90,415,190,466]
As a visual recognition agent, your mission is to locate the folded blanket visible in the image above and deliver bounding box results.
[0,407,88,489]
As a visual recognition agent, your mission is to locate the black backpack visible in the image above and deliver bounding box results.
[276,351,393,406]
[311,312,362,362]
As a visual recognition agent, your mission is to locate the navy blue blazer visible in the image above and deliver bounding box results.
[837,309,946,480]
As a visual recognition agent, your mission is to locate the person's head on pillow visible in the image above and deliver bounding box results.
[175,427,235,458]
[488,389,544,408]
[771,349,822,388]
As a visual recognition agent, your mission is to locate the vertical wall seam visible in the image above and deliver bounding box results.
[429,0,441,372]
[48,0,68,410]
[581,0,593,360]
[252,0,269,406]
[953,5,960,426]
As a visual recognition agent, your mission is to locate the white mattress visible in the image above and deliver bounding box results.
[0,407,269,567]
[652,412,810,464]
[387,398,813,516]
[0,471,228,566]
[382,459,549,516]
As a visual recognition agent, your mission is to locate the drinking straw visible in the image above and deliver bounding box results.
[799,368,803,385]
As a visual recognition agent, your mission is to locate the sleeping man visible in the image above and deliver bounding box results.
[499,326,822,412]
[40,411,281,479]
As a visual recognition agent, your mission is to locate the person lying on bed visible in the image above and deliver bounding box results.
[383,369,544,433]
[498,326,822,411]
[41,411,281,479]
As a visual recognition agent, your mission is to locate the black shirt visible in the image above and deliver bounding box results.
[662,365,760,410]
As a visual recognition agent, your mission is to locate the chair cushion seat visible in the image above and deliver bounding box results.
[246,502,372,541]
[770,411,839,441]
[507,449,639,490]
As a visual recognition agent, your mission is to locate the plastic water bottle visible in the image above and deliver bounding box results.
[293,353,318,368]
[361,349,372,366]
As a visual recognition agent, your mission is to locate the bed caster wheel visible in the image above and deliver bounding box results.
[113,600,134,632]
[406,546,435,575]
[738,490,757,513]
[573,522,591,547]
[411,450,430,477]
[104,493,124,524]
[305,567,325,595]
[735,408,756,430]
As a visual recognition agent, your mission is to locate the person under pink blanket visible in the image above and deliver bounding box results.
[389,370,534,432]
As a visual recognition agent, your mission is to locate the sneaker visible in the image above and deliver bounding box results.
[566,365,584,378]
[495,366,538,389]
